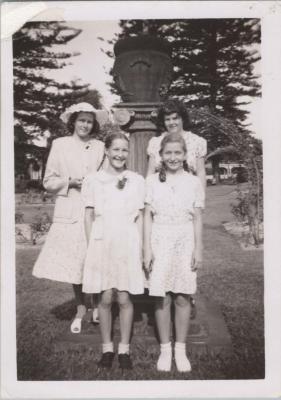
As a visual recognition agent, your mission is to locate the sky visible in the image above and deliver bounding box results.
[47,21,121,109]
[47,21,262,139]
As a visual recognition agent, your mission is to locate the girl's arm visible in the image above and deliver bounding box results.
[136,210,144,260]
[196,157,206,194]
[44,141,83,195]
[146,155,157,177]
[192,207,203,271]
[43,141,70,195]
[143,204,154,272]
[84,206,95,245]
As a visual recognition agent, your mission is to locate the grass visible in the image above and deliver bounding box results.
[16,185,264,380]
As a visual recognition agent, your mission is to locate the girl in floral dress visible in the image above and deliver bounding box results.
[147,98,207,318]
[82,132,145,370]
[33,103,107,333]
[144,133,204,372]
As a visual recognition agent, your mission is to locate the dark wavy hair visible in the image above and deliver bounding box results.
[155,99,191,136]
[104,131,129,150]
[67,111,100,136]
[158,133,189,182]
[97,131,129,172]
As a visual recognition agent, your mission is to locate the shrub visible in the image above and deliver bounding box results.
[31,212,52,244]
[231,185,263,246]
[15,211,24,224]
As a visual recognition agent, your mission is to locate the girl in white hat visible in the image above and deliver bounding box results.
[33,103,107,333]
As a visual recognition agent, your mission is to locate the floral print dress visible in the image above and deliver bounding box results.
[145,171,204,297]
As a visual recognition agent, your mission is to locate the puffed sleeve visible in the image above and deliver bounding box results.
[196,136,207,158]
[43,140,69,196]
[147,136,156,157]
[194,177,205,209]
[81,174,95,208]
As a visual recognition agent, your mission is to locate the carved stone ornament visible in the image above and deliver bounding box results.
[112,36,173,103]
[112,108,135,126]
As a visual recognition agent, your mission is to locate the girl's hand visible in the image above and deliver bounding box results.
[69,178,83,189]
[191,248,203,272]
[143,252,154,276]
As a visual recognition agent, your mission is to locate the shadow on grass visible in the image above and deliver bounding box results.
[50,299,77,321]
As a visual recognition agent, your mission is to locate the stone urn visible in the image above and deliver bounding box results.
[113,35,173,103]
[112,35,173,175]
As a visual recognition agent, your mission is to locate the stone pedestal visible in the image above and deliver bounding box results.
[112,102,160,176]
[54,296,232,357]
[111,35,173,177]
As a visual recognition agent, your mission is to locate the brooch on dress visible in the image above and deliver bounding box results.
[116,174,128,190]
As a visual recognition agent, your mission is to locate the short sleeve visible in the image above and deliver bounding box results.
[196,136,207,158]
[194,178,205,209]
[147,136,157,157]
[81,174,95,208]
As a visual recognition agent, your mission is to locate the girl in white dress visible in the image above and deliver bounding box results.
[144,133,204,373]
[33,103,106,333]
[147,98,207,318]
[82,132,145,370]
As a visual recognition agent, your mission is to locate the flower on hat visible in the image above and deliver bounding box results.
[60,102,108,126]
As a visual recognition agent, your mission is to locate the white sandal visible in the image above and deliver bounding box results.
[70,317,82,333]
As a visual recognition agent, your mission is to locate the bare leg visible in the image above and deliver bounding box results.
[70,284,86,333]
[155,294,172,343]
[116,291,133,369]
[72,284,85,306]
[174,293,192,372]
[117,291,133,345]
[72,283,86,316]
[154,294,172,371]
[174,294,191,342]
[98,289,113,344]
[91,294,99,323]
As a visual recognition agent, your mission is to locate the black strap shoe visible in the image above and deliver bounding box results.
[118,353,133,370]
[98,352,115,368]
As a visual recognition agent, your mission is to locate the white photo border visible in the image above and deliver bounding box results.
[1,1,281,398]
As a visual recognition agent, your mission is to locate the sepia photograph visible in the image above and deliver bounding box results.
[1,1,281,399]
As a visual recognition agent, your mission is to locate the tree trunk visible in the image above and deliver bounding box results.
[212,156,221,184]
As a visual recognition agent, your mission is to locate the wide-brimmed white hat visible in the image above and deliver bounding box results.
[60,102,108,126]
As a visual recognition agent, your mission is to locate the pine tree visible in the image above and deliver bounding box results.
[110,19,261,151]
[13,21,90,141]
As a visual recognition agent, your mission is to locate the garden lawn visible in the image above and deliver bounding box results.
[16,185,264,380]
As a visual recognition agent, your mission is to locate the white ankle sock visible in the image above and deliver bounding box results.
[118,343,130,354]
[102,342,113,353]
[175,342,191,372]
[157,342,172,372]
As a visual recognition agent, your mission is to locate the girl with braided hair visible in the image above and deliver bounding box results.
[144,133,204,373]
